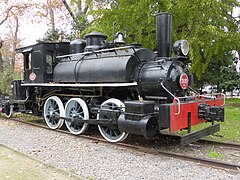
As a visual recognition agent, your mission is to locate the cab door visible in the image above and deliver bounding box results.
[44,51,54,82]
[23,50,33,83]
[32,50,43,83]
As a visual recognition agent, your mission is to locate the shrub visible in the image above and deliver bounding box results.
[0,69,20,95]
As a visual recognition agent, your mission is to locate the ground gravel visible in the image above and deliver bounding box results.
[0,118,239,180]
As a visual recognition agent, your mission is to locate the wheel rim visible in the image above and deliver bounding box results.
[44,96,64,129]
[65,98,89,135]
[4,104,13,118]
[97,98,128,143]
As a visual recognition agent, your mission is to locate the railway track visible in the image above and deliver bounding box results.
[196,139,240,150]
[159,133,240,150]
[1,116,240,173]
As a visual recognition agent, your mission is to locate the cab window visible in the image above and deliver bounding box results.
[25,53,32,70]
[46,53,53,74]
[33,51,41,69]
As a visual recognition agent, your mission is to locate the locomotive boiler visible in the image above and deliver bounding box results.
[0,13,224,144]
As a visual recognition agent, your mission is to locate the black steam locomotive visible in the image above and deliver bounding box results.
[1,13,224,144]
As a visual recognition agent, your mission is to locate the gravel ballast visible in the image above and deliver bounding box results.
[0,119,239,179]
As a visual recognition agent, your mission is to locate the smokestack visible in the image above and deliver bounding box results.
[156,13,172,57]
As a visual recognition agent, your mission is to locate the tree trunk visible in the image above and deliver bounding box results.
[11,16,19,70]
[0,39,3,73]
[0,6,13,25]
[48,0,55,31]
[62,0,76,21]
[0,51,3,73]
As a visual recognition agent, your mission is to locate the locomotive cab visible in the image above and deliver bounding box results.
[17,42,70,83]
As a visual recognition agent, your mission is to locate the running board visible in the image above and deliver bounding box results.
[180,124,220,146]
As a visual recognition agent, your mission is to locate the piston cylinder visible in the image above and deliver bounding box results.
[118,114,158,138]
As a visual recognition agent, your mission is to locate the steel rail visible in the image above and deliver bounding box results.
[196,139,240,150]
[158,133,240,150]
[1,116,240,173]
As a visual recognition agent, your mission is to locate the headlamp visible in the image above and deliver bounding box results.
[173,40,189,56]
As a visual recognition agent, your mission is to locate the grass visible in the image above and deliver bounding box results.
[207,151,224,160]
[210,98,240,143]
[225,98,240,105]
[15,113,41,122]
[0,145,81,180]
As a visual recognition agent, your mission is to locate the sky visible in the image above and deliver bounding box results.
[20,19,49,46]
[0,0,72,47]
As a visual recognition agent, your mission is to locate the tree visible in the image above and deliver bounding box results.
[219,65,240,93]
[0,0,30,71]
[5,16,20,70]
[87,0,240,86]
[62,0,111,38]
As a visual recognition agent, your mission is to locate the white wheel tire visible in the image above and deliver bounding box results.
[97,98,129,143]
[64,98,89,135]
[5,105,13,118]
[43,96,65,129]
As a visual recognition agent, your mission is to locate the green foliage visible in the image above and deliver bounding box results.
[86,0,164,48]
[72,12,89,33]
[41,29,62,42]
[0,68,18,95]
[86,0,240,86]
[219,65,240,92]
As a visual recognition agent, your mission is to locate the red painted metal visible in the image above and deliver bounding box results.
[169,96,224,132]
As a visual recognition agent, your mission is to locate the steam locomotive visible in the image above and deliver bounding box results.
[0,13,224,144]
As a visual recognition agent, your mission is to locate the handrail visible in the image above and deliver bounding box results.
[56,45,136,59]
[160,82,180,115]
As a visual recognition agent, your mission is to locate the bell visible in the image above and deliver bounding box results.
[114,32,125,44]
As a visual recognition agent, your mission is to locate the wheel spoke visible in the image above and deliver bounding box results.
[52,117,56,125]
[113,130,118,137]
[77,112,84,116]
[76,105,81,112]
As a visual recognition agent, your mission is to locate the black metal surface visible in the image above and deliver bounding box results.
[21,42,70,83]
[198,104,224,122]
[181,124,220,146]
[139,59,186,98]
[156,13,172,57]
[54,52,139,83]
[124,100,155,114]
[12,80,26,100]
[84,32,107,52]
[63,116,118,128]
[187,112,191,133]
[118,114,158,137]
[210,106,224,122]
[70,39,86,54]
[159,104,170,129]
